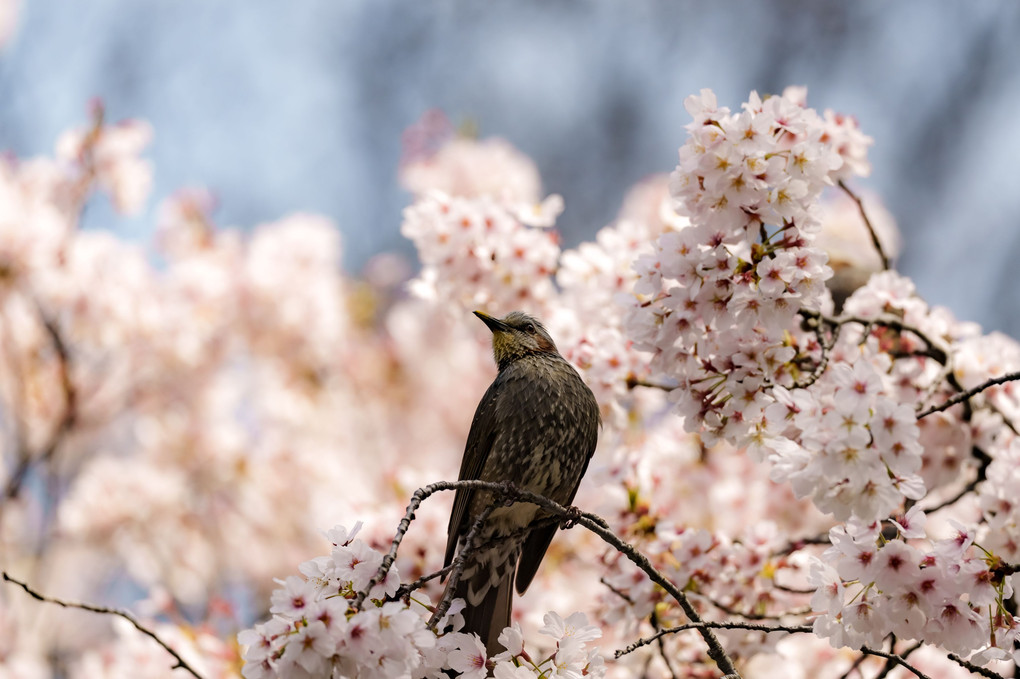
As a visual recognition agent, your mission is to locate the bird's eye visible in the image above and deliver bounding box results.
[523,323,536,334]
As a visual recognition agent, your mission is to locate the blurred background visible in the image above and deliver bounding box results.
[1,1,1019,334]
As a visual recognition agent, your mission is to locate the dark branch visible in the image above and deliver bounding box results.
[359,479,742,678]
[600,577,634,604]
[774,532,830,557]
[3,572,205,679]
[427,501,497,627]
[874,642,922,679]
[839,652,868,679]
[946,653,1007,679]
[2,305,78,503]
[918,447,991,514]
[649,610,680,679]
[702,594,809,621]
[859,645,933,679]
[838,179,890,270]
[626,375,678,391]
[916,371,1020,419]
[795,309,952,398]
[617,622,933,679]
[616,620,813,656]
[389,564,455,602]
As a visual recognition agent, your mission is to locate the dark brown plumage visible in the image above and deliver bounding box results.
[436,310,600,656]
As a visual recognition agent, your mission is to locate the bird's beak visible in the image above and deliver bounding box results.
[474,310,509,333]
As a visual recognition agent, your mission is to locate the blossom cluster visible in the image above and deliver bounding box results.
[758,334,926,522]
[620,89,932,526]
[238,523,607,679]
[811,510,1019,664]
[400,191,562,316]
[626,87,857,442]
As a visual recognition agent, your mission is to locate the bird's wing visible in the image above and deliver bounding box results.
[514,387,600,594]
[443,373,505,569]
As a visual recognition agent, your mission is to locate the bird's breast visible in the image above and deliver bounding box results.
[477,356,596,504]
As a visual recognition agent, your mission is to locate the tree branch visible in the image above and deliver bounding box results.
[359,479,742,678]
[839,652,868,679]
[838,179,890,270]
[2,571,205,679]
[389,564,455,602]
[600,577,635,604]
[426,501,497,627]
[918,447,991,514]
[946,653,1007,679]
[701,593,809,621]
[626,374,678,391]
[799,309,950,366]
[2,304,78,504]
[617,620,813,657]
[618,622,933,679]
[916,370,1020,419]
[874,642,921,679]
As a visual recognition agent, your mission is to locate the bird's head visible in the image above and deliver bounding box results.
[474,310,558,370]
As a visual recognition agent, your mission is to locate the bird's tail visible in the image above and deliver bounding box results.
[434,543,519,658]
[458,565,513,657]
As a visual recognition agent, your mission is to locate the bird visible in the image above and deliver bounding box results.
[434,310,600,657]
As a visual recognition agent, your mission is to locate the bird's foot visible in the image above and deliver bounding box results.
[561,505,583,529]
[495,480,520,506]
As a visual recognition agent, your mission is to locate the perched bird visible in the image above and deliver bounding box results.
[435,310,600,656]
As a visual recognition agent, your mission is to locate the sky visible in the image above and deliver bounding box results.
[2,1,1019,335]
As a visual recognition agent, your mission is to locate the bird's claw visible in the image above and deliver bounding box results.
[561,505,583,529]
[496,480,520,507]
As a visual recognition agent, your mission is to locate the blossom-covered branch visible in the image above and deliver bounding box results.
[355,479,742,677]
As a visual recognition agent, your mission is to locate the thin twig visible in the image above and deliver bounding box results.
[918,447,991,514]
[839,652,868,679]
[916,371,1020,419]
[867,634,898,679]
[389,564,455,601]
[702,594,810,621]
[793,310,839,389]
[615,621,933,679]
[600,577,634,604]
[626,375,678,391]
[427,502,497,627]
[946,653,1007,679]
[616,620,813,656]
[353,481,446,611]
[3,306,78,503]
[360,480,742,677]
[647,609,680,679]
[838,180,890,270]
[799,310,950,366]
[874,641,922,679]
[794,309,953,396]
[774,532,830,557]
[2,571,204,679]
[858,645,933,679]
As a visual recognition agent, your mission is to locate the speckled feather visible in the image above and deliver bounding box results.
[440,311,600,655]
